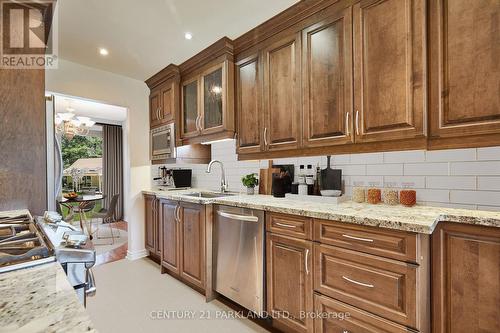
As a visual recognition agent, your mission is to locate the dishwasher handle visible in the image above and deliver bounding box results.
[217,210,259,222]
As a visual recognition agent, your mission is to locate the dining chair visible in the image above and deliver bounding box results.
[91,194,120,244]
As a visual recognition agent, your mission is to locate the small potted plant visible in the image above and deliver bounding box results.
[241,173,259,195]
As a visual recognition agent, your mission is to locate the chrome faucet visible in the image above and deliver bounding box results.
[206,160,228,193]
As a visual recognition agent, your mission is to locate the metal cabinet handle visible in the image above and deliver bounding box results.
[263,127,268,146]
[276,222,296,229]
[196,115,202,131]
[342,234,374,243]
[355,110,360,135]
[156,107,161,121]
[217,210,259,222]
[175,205,181,223]
[305,249,310,275]
[346,112,350,136]
[342,275,374,288]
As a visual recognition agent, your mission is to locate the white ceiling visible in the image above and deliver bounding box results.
[58,0,299,81]
[52,93,127,122]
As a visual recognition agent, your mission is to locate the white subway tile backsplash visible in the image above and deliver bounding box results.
[425,148,476,162]
[477,147,500,160]
[477,177,500,191]
[332,154,350,165]
[477,205,500,212]
[367,164,403,176]
[404,163,449,176]
[450,190,500,206]
[426,176,476,190]
[383,150,425,163]
[450,161,500,176]
[350,152,384,164]
[339,165,366,176]
[416,189,450,203]
[383,176,426,189]
[154,142,500,210]
[348,176,384,187]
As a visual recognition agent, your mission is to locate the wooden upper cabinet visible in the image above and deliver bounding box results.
[149,89,161,128]
[429,0,500,141]
[432,223,500,333]
[353,0,426,143]
[179,38,235,144]
[181,77,200,139]
[236,54,263,154]
[302,6,354,148]
[159,80,175,123]
[263,33,302,151]
[146,65,180,129]
[201,63,225,135]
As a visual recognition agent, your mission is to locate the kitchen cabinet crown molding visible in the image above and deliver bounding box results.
[179,37,234,77]
[145,64,180,89]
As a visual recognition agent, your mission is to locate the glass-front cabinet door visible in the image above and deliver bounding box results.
[201,65,224,133]
[182,78,200,138]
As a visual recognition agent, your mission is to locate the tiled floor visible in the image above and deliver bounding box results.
[94,221,128,266]
[86,258,270,333]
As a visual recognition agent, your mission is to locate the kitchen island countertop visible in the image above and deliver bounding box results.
[143,189,500,234]
[0,262,96,332]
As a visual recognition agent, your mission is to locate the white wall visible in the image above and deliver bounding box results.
[158,140,500,211]
[46,59,150,260]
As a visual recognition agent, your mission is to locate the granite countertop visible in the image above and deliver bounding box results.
[0,262,96,333]
[143,189,500,234]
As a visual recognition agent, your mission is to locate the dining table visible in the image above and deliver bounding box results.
[60,194,106,239]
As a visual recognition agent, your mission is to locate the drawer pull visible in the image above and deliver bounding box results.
[276,222,296,229]
[342,234,374,242]
[342,275,374,288]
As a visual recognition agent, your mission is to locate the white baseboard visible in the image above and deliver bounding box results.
[126,249,148,261]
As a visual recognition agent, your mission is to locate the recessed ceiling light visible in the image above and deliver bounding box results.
[99,48,109,56]
[184,32,193,40]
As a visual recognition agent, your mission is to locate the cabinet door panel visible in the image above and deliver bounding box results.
[149,90,161,128]
[202,66,224,132]
[432,223,500,333]
[180,202,205,289]
[353,0,426,142]
[160,83,174,123]
[160,200,180,275]
[267,233,313,333]
[430,0,500,138]
[263,34,301,151]
[181,78,200,138]
[144,195,156,253]
[236,55,262,154]
[302,7,353,147]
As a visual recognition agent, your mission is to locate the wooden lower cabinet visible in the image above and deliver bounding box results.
[159,199,180,274]
[432,223,500,333]
[179,201,206,289]
[158,199,206,291]
[267,233,313,333]
[144,194,160,256]
[314,244,419,329]
[314,293,409,333]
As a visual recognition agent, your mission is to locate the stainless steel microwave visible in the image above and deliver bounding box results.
[150,123,176,161]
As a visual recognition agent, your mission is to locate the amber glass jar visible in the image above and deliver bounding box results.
[400,190,417,207]
[367,188,381,204]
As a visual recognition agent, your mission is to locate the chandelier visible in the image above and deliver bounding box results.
[55,111,96,140]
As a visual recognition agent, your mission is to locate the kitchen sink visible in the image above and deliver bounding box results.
[182,192,236,199]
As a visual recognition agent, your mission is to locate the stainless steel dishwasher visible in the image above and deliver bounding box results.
[214,205,265,315]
